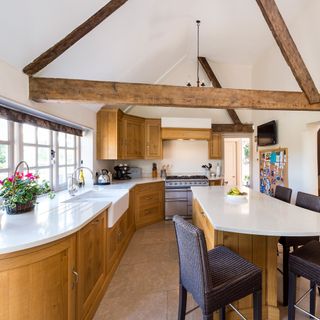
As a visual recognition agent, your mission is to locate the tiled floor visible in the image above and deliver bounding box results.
[94,221,320,319]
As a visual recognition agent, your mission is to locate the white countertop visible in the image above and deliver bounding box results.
[0,178,163,255]
[192,186,320,237]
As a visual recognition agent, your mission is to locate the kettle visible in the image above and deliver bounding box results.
[97,169,110,185]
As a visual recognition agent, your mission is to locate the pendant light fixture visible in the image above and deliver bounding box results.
[187,20,205,87]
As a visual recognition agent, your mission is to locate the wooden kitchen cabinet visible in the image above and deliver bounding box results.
[96,109,125,160]
[208,133,222,159]
[97,108,146,160]
[77,212,106,320]
[0,236,76,320]
[123,115,145,159]
[134,182,164,229]
[145,119,162,159]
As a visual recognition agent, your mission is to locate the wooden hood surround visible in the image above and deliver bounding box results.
[25,0,320,115]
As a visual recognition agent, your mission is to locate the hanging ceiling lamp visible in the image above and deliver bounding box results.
[187,20,205,87]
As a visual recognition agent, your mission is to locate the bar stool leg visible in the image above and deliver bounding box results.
[219,306,226,320]
[310,281,316,316]
[288,271,297,320]
[283,245,290,306]
[178,284,187,320]
[253,289,262,320]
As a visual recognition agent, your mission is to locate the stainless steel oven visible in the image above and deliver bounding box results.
[165,176,208,220]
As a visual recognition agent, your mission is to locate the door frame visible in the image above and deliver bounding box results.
[222,133,253,188]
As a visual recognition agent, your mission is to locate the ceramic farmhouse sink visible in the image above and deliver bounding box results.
[63,189,129,227]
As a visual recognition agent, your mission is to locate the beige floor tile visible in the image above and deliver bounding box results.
[93,290,167,320]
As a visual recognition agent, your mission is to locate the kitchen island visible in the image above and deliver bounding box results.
[192,186,320,320]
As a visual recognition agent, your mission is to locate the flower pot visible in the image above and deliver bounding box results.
[5,200,35,215]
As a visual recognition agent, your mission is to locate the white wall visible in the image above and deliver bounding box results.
[0,58,113,173]
[251,1,320,198]
[115,140,222,177]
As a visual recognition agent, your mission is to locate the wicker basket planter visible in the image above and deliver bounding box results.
[5,200,35,215]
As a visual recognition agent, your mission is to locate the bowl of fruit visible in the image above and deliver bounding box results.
[226,187,248,201]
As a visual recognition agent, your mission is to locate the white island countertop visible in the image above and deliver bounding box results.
[192,186,320,237]
[0,178,163,255]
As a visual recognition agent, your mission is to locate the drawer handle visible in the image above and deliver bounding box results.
[144,197,152,200]
[72,269,79,288]
[91,219,100,225]
[201,211,205,216]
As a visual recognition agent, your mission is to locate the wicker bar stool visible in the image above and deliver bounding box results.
[274,185,292,203]
[288,240,320,319]
[173,215,262,320]
[279,191,320,306]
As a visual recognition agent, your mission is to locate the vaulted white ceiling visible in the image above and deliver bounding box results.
[0,0,314,86]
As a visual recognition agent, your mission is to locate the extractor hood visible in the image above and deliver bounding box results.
[161,117,212,141]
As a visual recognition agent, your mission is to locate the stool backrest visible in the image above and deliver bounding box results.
[173,215,212,303]
[296,191,320,212]
[274,186,292,203]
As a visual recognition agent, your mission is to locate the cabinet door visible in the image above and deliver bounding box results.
[125,116,145,159]
[77,212,106,319]
[0,236,76,320]
[208,133,222,159]
[106,223,119,273]
[145,119,162,159]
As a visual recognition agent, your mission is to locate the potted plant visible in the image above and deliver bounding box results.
[0,161,54,214]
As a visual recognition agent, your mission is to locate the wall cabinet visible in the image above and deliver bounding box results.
[97,109,162,160]
[77,212,106,319]
[145,119,162,159]
[97,109,124,160]
[134,182,164,229]
[0,236,76,320]
[123,115,145,159]
[208,133,222,159]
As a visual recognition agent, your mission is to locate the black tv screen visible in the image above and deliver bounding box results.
[257,120,277,146]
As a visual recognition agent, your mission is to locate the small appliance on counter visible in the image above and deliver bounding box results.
[114,164,131,180]
[129,167,142,179]
[95,169,111,185]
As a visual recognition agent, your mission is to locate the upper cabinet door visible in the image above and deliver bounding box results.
[208,133,222,159]
[145,119,162,159]
[124,116,145,159]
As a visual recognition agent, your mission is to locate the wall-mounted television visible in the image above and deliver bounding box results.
[257,120,277,146]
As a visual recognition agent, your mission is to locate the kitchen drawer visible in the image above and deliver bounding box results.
[138,191,161,206]
[165,190,188,200]
[165,200,188,219]
[135,182,164,193]
[137,204,162,221]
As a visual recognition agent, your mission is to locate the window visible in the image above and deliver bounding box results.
[0,119,80,191]
[0,119,13,180]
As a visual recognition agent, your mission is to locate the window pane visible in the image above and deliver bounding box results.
[23,146,36,167]
[38,147,50,166]
[23,124,36,144]
[37,128,50,145]
[59,167,66,185]
[0,172,9,180]
[0,119,8,141]
[66,134,75,147]
[67,166,75,176]
[67,150,75,165]
[59,148,66,165]
[38,168,50,182]
[58,132,66,147]
[0,144,8,169]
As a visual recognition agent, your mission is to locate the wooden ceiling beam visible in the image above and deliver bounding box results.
[23,0,128,76]
[29,77,320,111]
[256,0,319,104]
[198,56,241,124]
[212,124,254,133]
